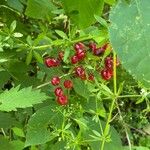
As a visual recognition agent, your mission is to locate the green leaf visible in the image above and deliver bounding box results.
[0,112,15,128]
[33,51,43,63]
[73,78,90,99]
[0,71,10,88]
[10,140,24,150]
[62,0,104,29]
[7,0,24,13]
[109,0,150,88]
[55,30,68,39]
[105,0,116,5]
[25,0,56,19]
[94,15,108,28]
[0,136,13,150]
[82,117,123,150]
[0,86,48,111]
[12,127,25,137]
[5,60,28,81]
[25,105,64,146]
[123,146,149,150]
[26,49,33,65]
[10,20,16,33]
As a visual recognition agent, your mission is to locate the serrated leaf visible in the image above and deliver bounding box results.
[62,0,104,29]
[0,86,48,111]
[109,0,150,88]
[73,78,90,99]
[25,105,63,146]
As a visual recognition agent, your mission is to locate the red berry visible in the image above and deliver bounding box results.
[74,42,85,51]
[58,51,64,61]
[51,76,60,86]
[93,47,105,55]
[76,50,86,60]
[71,55,78,64]
[64,80,73,89]
[53,59,60,67]
[75,66,85,77]
[54,87,63,97]
[74,66,86,79]
[57,95,68,105]
[88,73,94,81]
[89,42,96,50]
[105,57,113,69]
[101,68,113,80]
[105,56,120,69]
[45,58,60,67]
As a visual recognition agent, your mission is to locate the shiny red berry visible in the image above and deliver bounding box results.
[105,56,120,69]
[54,87,63,97]
[101,68,113,80]
[74,42,85,51]
[89,42,96,50]
[105,57,113,69]
[64,80,73,89]
[93,47,105,55]
[45,58,60,67]
[71,55,78,64]
[57,95,68,105]
[76,50,86,60]
[74,66,85,77]
[51,76,60,86]
[53,59,60,67]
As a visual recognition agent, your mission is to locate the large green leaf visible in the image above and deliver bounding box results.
[25,105,64,146]
[0,136,24,150]
[25,0,56,19]
[73,78,91,99]
[109,0,150,88]
[0,86,48,111]
[62,0,104,29]
[0,112,16,128]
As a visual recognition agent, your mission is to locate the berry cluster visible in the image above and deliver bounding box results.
[71,42,86,64]
[101,56,120,80]
[44,41,120,105]
[51,76,73,105]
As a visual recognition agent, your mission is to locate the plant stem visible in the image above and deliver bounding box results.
[36,72,72,89]
[33,35,95,50]
[100,52,117,150]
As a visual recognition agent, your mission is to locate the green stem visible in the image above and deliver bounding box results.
[100,52,117,150]
[33,35,95,50]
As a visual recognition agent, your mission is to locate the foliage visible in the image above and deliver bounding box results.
[0,0,149,150]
